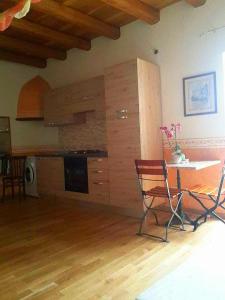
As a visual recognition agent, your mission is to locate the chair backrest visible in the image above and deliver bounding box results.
[135,159,175,198]
[135,160,168,180]
[6,156,26,179]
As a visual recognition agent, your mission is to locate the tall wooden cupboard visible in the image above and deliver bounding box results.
[105,58,163,210]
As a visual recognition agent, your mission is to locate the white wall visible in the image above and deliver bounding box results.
[153,0,225,139]
[0,61,58,147]
[41,0,225,140]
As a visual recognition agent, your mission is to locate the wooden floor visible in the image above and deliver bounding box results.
[0,197,224,300]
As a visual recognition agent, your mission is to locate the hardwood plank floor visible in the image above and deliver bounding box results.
[0,197,224,299]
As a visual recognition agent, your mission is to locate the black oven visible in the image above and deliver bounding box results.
[64,157,88,193]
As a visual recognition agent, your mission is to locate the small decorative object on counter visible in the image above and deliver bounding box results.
[160,123,186,164]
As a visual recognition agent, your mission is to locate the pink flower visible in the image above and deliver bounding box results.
[160,126,168,132]
[160,124,181,139]
[165,129,174,139]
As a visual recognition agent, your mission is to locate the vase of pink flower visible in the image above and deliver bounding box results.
[160,123,185,163]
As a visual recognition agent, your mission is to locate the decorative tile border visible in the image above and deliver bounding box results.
[163,137,225,149]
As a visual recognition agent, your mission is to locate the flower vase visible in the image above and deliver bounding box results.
[171,152,183,164]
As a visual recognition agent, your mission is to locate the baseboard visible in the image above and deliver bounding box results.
[54,195,143,218]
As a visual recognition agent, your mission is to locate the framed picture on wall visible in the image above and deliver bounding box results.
[183,72,217,116]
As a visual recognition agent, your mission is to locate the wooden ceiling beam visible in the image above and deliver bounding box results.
[33,0,120,39]
[0,49,46,68]
[101,0,160,24]
[186,0,207,7]
[0,35,66,60]
[11,19,91,51]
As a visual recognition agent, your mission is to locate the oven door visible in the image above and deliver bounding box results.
[64,157,88,193]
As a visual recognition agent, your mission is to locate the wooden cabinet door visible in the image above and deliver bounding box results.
[43,90,58,126]
[44,89,75,127]
[105,60,142,209]
[43,76,105,127]
[87,158,109,205]
[37,157,64,196]
[105,60,141,159]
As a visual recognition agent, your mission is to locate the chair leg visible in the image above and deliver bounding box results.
[192,212,209,231]
[165,210,180,242]
[11,180,14,199]
[23,180,26,199]
[148,197,159,226]
[137,197,168,242]
[151,210,159,226]
[165,214,175,243]
[137,206,150,235]
[2,181,5,202]
[174,195,185,230]
[211,211,225,224]
[18,182,22,201]
[165,194,185,242]
[188,191,214,231]
[137,197,158,235]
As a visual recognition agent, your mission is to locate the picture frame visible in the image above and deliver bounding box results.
[183,72,217,117]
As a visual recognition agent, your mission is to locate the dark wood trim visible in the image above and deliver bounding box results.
[0,35,66,60]
[34,0,120,40]
[0,49,47,68]
[16,117,44,121]
[12,18,91,51]
[101,0,160,24]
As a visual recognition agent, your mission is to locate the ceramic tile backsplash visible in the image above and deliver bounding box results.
[58,111,107,150]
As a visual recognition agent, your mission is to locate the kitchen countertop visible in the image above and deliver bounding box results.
[11,150,108,158]
[35,151,108,158]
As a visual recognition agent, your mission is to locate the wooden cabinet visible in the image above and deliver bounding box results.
[36,156,110,205]
[43,89,75,126]
[38,59,162,214]
[43,76,105,127]
[88,157,109,205]
[105,58,162,209]
[36,157,64,196]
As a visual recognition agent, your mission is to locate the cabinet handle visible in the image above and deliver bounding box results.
[116,109,128,119]
[0,128,9,133]
[94,170,103,173]
[48,122,56,126]
[93,182,104,185]
[94,158,103,162]
[82,96,94,101]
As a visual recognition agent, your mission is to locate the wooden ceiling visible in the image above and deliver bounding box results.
[0,0,205,68]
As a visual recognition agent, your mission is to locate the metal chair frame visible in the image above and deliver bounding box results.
[135,160,184,242]
[188,166,225,231]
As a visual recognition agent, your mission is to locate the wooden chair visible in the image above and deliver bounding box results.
[135,160,184,242]
[187,165,225,231]
[1,156,26,201]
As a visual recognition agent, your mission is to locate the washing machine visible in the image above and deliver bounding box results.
[25,156,39,197]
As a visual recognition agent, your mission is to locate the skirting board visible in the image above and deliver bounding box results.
[51,195,143,219]
[46,195,225,220]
